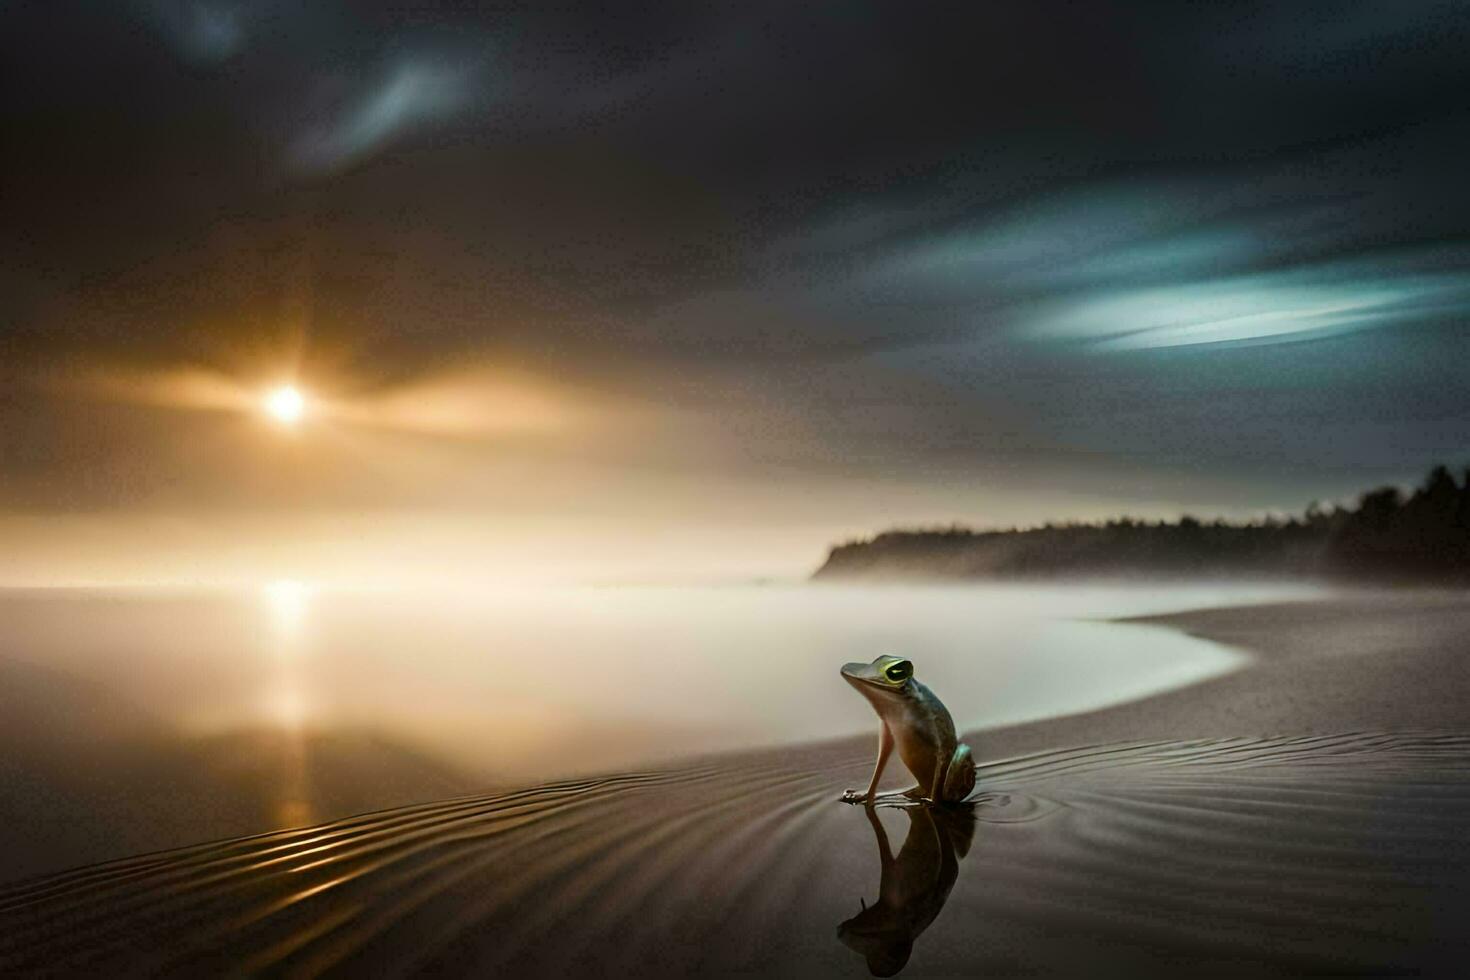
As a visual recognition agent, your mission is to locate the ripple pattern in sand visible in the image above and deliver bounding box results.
[2,732,1469,976]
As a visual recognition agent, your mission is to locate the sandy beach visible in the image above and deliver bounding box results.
[3,591,1468,976]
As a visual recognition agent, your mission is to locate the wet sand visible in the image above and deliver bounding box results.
[3,592,1469,976]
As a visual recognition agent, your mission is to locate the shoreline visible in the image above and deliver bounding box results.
[962,590,1470,762]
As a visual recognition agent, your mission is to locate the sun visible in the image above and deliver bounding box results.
[263,385,306,425]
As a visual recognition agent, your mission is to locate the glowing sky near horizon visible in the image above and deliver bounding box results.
[3,1,1470,583]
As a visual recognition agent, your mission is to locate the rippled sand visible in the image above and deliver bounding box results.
[2,731,1468,976]
[3,594,1469,976]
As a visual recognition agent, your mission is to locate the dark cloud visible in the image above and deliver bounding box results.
[4,0,1470,520]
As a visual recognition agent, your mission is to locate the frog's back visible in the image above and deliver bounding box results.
[912,680,976,802]
[907,679,958,746]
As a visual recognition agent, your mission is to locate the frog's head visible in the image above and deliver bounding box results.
[840,655,915,703]
[837,908,912,977]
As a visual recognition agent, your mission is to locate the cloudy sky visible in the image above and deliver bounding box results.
[4,1,1469,583]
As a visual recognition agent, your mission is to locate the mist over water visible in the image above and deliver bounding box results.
[0,582,1321,784]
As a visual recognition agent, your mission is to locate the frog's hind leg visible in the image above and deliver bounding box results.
[942,743,977,802]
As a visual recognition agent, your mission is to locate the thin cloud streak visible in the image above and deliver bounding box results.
[290,59,483,174]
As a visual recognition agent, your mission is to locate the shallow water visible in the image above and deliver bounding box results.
[0,582,1320,782]
[4,731,1467,976]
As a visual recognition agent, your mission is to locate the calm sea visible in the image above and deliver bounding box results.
[0,581,1323,781]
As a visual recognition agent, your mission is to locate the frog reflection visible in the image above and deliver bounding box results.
[837,803,976,977]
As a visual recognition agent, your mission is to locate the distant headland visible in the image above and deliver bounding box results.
[814,465,1470,584]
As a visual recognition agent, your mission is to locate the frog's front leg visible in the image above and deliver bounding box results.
[842,721,894,803]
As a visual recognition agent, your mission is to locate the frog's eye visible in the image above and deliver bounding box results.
[883,660,912,683]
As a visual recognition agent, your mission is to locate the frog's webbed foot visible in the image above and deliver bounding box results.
[840,788,873,804]
[864,786,927,806]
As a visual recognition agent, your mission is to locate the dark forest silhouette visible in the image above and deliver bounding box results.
[815,465,1470,583]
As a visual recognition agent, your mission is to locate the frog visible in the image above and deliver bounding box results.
[840,655,976,805]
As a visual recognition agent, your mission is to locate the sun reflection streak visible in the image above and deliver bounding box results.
[265,578,313,637]
[261,578,316,827]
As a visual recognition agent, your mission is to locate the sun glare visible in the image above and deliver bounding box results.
[264,578,312,628]
[264,385,306,425]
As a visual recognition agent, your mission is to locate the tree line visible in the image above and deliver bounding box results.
[814,464,1470,583]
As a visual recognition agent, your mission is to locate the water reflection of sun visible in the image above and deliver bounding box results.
[260,579,315,826]
[264,578,312,636]
[268,687,309,730]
